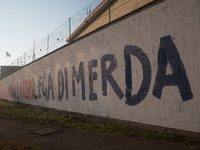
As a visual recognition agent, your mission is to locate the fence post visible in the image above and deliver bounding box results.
[24,53,26,65]
[47,34,49,54]
[33,40,35,61]
[69,17,71,42]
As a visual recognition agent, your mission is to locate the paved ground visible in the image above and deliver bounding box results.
[0,118,199,150]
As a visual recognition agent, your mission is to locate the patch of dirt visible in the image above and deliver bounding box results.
[0,140,35,150]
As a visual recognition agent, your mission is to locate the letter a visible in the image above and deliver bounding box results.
[152,35,193,101]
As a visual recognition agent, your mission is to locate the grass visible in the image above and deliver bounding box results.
[0,100,200,147]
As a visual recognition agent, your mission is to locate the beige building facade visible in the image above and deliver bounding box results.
[67,0,156,42]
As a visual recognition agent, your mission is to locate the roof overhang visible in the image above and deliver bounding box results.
[66,0,115,42]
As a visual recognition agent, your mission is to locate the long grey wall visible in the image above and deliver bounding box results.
[0,0,200,133]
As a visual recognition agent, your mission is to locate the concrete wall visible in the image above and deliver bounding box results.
[0,0,200,133]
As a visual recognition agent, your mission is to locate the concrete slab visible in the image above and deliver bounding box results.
[31,128,61,136]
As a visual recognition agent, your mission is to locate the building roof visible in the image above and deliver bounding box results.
[66,0,156,42]
[66,0,113,42]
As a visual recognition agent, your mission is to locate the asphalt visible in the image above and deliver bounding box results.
[0,118,198,150]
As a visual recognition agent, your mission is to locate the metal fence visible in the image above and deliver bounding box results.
[10,0,102,66]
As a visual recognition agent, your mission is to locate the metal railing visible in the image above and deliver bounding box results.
[10,0,102,66]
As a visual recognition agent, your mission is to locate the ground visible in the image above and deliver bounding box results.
[0,100,199,150]
[0,118,199,150]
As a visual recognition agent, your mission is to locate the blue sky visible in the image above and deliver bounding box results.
[0,0,97,65]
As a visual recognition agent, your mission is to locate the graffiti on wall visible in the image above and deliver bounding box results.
[0,35,193,105]
[152,36,193,101]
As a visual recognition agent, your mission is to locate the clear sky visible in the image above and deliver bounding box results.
[0,0,97,66]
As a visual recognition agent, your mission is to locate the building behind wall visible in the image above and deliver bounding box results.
[0,66,22,80]
[66,0,156,42]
